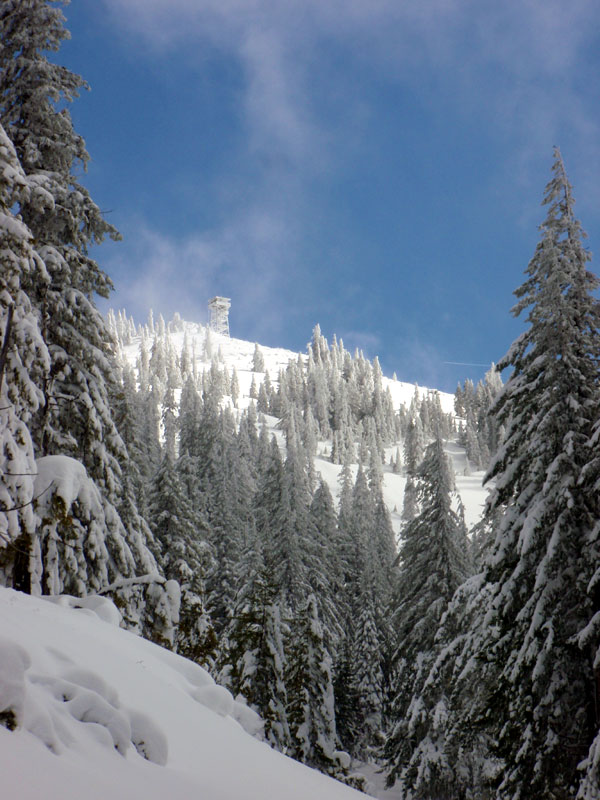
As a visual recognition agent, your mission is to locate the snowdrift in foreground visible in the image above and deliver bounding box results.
[0,588,364,800]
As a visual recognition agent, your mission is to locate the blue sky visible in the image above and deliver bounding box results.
[58,0,600,392]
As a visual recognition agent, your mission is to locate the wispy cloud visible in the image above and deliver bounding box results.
[104,201,302,342]
[337,329,382,361]
[99,0,600,349]
[101,0,600,196]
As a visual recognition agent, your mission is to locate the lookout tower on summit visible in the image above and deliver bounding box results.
[208,296,231,337]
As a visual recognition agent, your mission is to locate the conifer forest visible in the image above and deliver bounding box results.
[2,3,600,799]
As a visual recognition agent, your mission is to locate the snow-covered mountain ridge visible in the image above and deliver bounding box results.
[113,313,488,531]
[115,316,456,416]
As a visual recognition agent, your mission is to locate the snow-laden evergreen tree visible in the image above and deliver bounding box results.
[0,0,122,492]
[110,362,153,519]
[202,414,248,633]
[32,453,180,647]
[372,493,397,600]
[256,373,270,414]
[268,441,313,610]
[464,410,483,471]
[230,366,240,408]
[161,373,179,461]
[217,540,290,752]
[403,410,425,475]
[333,454,361,750]
[310,323,330,365]
[0,124,49,591]
[0,4,177,635]
[330,381,355,464]
[385,434,472,790]
[350,580,385,759]
[401,476,419,523]
[252,343,265,373]
[333,465,389,758]
[249,374,258,399]
[390,571,497,800]
[454,149,600,800]
[455,368,502,473]
[178,376,202,461]
[287,593,342,776]
[148,452,216,664]
[309,479,345,655]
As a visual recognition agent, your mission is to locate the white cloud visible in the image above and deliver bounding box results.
[101,0,600,184]
[240,26,319,163]
[99,0,600,348]
[104,201,302,341]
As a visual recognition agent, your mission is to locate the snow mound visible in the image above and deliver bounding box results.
[35,455,103,518]
[43,594,122,626]
[0,638,30,731]
[232,694,264,738]
[0,634,168,764]
[191,684,234,717]
[128,709,169,765]
[139,628,260,734]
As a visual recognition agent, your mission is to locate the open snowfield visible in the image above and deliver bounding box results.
[0,587,369,800]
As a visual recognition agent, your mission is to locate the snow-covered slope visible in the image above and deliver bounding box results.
[118,319,488,533]
[0,319,490,799]
[119,320,456,417]
[0,587,366,800]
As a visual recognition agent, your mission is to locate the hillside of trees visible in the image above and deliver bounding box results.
[2,3,600,798]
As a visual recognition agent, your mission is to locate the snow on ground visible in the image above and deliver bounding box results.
[2,318,489,798]
[358,762,404,799]
[315,448,486,540]
[0,587,366,800]
[120,319,488,534]
[444,441,488,529]
[382,375,455,415]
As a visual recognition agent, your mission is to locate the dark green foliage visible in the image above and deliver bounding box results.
[441,150,600,800]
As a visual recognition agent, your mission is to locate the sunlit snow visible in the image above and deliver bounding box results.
[0,588,366,800]
[118,318,488,535]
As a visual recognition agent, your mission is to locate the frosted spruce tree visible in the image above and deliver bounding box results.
[0,124,49,590]
[217,541,290,752]
[457,149,600,799]
[0,0,123,490]
[287,594,342,776]
[309,479,345,655]
[385,434,472,792]
[335,465,390,757]
[148,452,215,662]
[0,2,177,637]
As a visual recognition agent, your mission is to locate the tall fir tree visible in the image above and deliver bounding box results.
[217,540,290,752]
[287,594,341,776]
[0,124,49,590]
[454,149,600,799]
[148,452,215,664]
[0,2,174,632]
[385,434,472,791]
[0,0,122,492]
